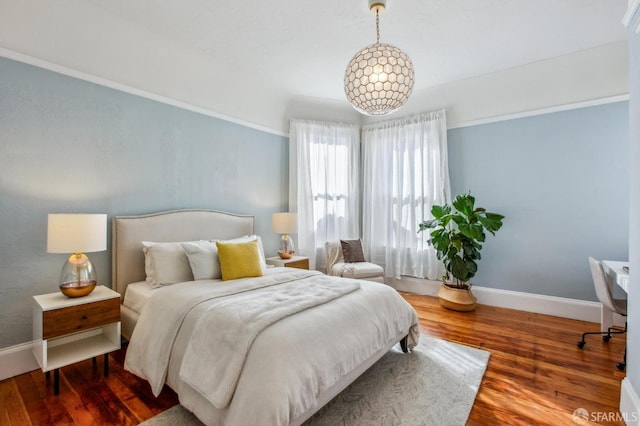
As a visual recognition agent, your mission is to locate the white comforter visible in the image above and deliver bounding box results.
[125,268,419,426]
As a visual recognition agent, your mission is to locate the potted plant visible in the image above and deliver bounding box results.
[418,193,504,311]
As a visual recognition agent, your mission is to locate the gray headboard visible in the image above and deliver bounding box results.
[111,209,255,297]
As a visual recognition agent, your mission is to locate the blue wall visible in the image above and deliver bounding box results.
[448,101,629,300]
[0,53,630,349]
[0,57,288,348]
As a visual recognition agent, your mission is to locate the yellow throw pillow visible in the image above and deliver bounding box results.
[216,239,264,281]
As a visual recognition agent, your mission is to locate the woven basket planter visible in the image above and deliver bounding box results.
[437,283,477,312]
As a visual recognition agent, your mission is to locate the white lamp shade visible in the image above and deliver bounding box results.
[47,214,107,253]
[272,212,297,234]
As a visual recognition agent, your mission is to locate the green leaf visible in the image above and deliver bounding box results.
[465,260,478,275]
[450,256,469,282]
[451,215,466,225]
[431,204,449,219]
[465,259,478,277]
[444,246,458,261]
[430,228,446,238]
[429,230,450,253]
[459,223,484,240]
[418,219,437,232]
[461,241,480,260]
[439,214,457,228]
[450,234,462,251]
[478,213,504,233]
[452,194,475,217]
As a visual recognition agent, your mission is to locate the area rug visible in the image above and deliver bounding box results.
[139,335,490,426]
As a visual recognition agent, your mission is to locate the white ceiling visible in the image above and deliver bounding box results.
[0,0,630,133]
[82,0,628,101]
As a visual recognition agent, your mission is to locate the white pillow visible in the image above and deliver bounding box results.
[215,235,267,271]
[181,241,222,280]
[142,241,195,287]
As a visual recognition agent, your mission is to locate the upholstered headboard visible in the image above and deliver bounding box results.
[111,209,254,297]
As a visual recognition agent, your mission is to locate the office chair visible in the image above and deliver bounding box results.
[577,257,627,370]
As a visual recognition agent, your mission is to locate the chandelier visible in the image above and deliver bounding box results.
[344,0,415,116]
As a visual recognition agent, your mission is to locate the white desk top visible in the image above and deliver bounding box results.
[602,260,629,293]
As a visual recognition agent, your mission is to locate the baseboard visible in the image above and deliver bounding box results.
[0,341,39,381]
[620,378,640,425]
[386,276,624,325]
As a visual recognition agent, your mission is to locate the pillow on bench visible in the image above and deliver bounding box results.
[340,239,366,263]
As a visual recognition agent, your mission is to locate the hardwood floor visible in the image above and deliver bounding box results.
[0,293,627,425]
[402,293,627,426]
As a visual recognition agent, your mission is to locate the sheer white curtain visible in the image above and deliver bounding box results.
[289,119,360,271]
[362,110,451,279]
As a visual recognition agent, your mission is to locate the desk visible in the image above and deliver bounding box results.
[602,260,629,293]
[600,260,629,332]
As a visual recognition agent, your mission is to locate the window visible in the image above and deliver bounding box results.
[362,111,450,279]
[289,120,360,270]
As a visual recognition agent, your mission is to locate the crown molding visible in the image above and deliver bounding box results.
[622,0,640,31]
[0,47,287,138]
[447,94,629,130]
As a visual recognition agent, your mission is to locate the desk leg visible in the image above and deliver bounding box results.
[104,353,109,377]
[601,305,614,333]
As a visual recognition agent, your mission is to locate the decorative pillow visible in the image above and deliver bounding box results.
[181,241,222,280]
[216,239,264,280]
[215,235,267,271]
[142,241,195,287]
[340,239,366,263]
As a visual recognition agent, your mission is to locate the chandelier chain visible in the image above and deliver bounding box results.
[376,10,380,43]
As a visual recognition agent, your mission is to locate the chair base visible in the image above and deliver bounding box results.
[577,324,626,348]
[577,322,626,370]
[616,347,627,371]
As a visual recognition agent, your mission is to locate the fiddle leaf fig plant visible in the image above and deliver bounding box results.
[418,194,504,289]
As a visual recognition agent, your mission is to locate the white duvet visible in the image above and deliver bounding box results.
[125,268,420,426]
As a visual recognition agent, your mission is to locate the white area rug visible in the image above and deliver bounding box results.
[139,335,490,426]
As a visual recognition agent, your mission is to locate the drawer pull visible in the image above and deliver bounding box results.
[82,315,88,320]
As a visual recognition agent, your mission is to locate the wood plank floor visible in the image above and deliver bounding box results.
[0,293,627,425]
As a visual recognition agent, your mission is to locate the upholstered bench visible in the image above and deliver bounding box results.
[325,240,385,283]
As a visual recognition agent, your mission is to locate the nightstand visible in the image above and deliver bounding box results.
[265,256,310,270]
[33,285,121,394]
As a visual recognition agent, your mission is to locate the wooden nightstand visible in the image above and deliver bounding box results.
[266,256,310,270]
[33,285,121,394]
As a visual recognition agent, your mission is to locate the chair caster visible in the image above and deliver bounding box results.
[577,341,585,349]
[616,362,626,371]
[603,335,611,342]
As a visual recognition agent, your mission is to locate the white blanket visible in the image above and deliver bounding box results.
[125,269,325,396]
[179,276,359,408]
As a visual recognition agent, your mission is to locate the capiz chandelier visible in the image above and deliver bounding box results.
[344,0,414,116]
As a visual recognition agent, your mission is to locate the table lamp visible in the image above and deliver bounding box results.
[272,212,297,259]
[47,213,107,297]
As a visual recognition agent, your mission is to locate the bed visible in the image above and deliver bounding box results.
[112,209,420,426]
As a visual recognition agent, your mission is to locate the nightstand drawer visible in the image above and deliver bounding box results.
[265,256,310,270]
[285,258,309,270]
[43,298,120,339]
